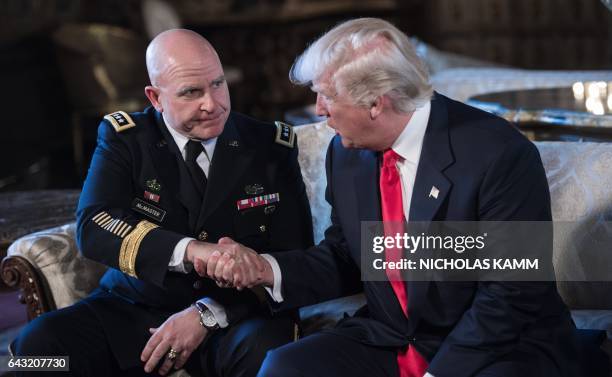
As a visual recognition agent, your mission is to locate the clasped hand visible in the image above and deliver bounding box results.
[186,237,273,290]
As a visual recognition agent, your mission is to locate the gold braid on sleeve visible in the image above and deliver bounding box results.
[119,220,159,278]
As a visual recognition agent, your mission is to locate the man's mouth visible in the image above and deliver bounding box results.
[194,112,223,124]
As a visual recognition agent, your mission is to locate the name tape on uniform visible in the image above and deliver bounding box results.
[131,198,166,222]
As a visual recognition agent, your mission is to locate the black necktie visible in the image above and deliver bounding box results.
[185,139,208,198]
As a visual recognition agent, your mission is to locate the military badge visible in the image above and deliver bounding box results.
[244,183,264,195]
[146,179,162,192]
[236,193,280,210]
[144,179,161,202]
[104,111,136,133]
[144,191,160,203]
[274,121,295,148]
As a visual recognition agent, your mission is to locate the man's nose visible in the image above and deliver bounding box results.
[200,93,216,113]
[315,94,328,117]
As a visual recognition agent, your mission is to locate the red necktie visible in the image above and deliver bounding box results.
[379,149,428,377]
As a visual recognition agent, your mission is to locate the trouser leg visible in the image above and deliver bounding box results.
[194,315,296,377]
[257,331,399,377]
[13,300,119,377]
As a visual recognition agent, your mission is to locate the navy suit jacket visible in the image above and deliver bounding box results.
[272,93,581,377]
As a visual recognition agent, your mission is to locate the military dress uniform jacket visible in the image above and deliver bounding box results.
[75,107,313,367]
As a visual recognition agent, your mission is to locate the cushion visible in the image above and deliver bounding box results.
[295,121,335,243]
[537,142,612,310]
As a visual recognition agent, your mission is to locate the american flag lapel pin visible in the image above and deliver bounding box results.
[429,186,439,199]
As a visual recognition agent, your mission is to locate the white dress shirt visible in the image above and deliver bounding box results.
[164,121,217,274]
[162,120,228,327]
[391,101,431,221]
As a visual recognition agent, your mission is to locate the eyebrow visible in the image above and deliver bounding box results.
[212,75,226,84]
[177,86,201,95]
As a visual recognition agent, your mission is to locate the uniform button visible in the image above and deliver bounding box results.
[193,280,203,289]
[198,231,208,241]
[259,225,266,232]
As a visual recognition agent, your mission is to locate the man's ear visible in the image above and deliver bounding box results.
[369,95,384,120]
[144,86,162,112]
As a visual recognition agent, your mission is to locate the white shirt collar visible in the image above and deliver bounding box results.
[164,117,218,161]
[391,101,431,165]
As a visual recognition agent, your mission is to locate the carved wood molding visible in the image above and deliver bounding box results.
[1,255,55,321]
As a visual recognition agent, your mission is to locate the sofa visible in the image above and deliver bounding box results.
[3,58,612,373]
[3,117,612,372]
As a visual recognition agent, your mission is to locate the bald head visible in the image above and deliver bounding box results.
[143,28,230,140]
[146,29,220,86]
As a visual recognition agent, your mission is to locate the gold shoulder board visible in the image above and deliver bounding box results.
[274,121,295,148]
[104,111,136,133]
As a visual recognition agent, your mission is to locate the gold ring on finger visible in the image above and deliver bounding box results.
[167,348,178,361]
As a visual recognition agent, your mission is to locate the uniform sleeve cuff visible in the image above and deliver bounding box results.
[168,237,195,273]
[261,254,284,303]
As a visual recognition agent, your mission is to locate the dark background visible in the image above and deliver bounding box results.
[0,0,610,191]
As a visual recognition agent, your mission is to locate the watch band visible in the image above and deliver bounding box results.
[193,302,220,331]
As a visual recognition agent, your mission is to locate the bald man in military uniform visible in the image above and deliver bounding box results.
[14,29,313,377]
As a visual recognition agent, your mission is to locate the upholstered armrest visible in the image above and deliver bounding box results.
[295,121,335,243]
[0,223,107,320]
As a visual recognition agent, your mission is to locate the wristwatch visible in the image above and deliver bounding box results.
[194,302,220,331]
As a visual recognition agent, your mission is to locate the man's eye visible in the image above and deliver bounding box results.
[212,80,224,88]
[181,88,202,97]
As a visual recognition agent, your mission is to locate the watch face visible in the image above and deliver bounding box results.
[202,309,218,328]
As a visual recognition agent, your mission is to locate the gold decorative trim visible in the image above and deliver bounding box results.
[293,323,300,341]
[92,212,107,222]
[119,220,158,278]
[107,219,120,233]
[100,217,114,227]
[274,121,295,148]
[93,212,111,225]
[92,211,133,238]
[118,224,132,238]
[104,111,136,133]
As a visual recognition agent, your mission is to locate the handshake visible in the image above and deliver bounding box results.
[184,237,274,290]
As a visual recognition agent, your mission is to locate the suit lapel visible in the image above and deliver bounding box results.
[409,94,454,222]
[150,111,201,230]
[354,149,381,223]
[406,94,455,327]
[196,114,255,229]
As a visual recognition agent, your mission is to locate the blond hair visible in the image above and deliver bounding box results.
[290,18,432,113]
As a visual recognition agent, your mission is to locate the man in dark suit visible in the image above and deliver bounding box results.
[13,29,313,376]
[194,18,595,377]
